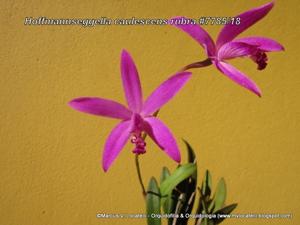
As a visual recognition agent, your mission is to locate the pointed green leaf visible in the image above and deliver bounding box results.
[214,203,237,224]
[160,167,174,215]
[146,177,161,225]
[196,171,212,225]
[209,178,227,213]
[163,196,174,215]
[182,139,196,164]
[160,163,196,206]
[216,203,237,214]
[160,167,171,184]
[201,170,212,197]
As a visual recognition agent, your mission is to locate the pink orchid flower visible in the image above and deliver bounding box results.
[69,50,192,171]
[171,1,284,97]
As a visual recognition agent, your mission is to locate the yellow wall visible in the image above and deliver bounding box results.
[1,0,299,224]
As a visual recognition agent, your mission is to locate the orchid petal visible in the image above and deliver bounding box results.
[144,117,181,162]
[170,17,215,56]
[121,50,143,113]
[215,61,262,97]
[102,120,131,172]
[68,97,132,119]
[217,2,274,47]
[233,36,284,52]
[218,42,256,60]
[142,72,192,116]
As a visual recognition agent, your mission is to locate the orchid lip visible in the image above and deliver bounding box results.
[130,132,146,154]
[130,113,147,154]
[251,50,268,70]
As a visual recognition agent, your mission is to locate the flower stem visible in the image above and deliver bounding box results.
[135,154,146,198]
[179,58,212,72]
[134,110,160,199]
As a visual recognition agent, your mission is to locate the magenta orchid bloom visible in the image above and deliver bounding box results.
[69,50,192,171]
[171,2,284,97]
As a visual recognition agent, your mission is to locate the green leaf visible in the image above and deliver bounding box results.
[209,178,227,213]
[159,167,174,214]
[163,196,174,215]
[160,167,170,184]
[196,171,212,225]
[160,163,196,206]
[216,203,237,214]
[146,177,161,225]
[182,139,196,164]
[214,203,237,224]
[201,170,212,197]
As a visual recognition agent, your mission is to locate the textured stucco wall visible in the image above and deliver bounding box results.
[1,0,299,224]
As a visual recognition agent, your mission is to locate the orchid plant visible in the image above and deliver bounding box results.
[69,2,283,225]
